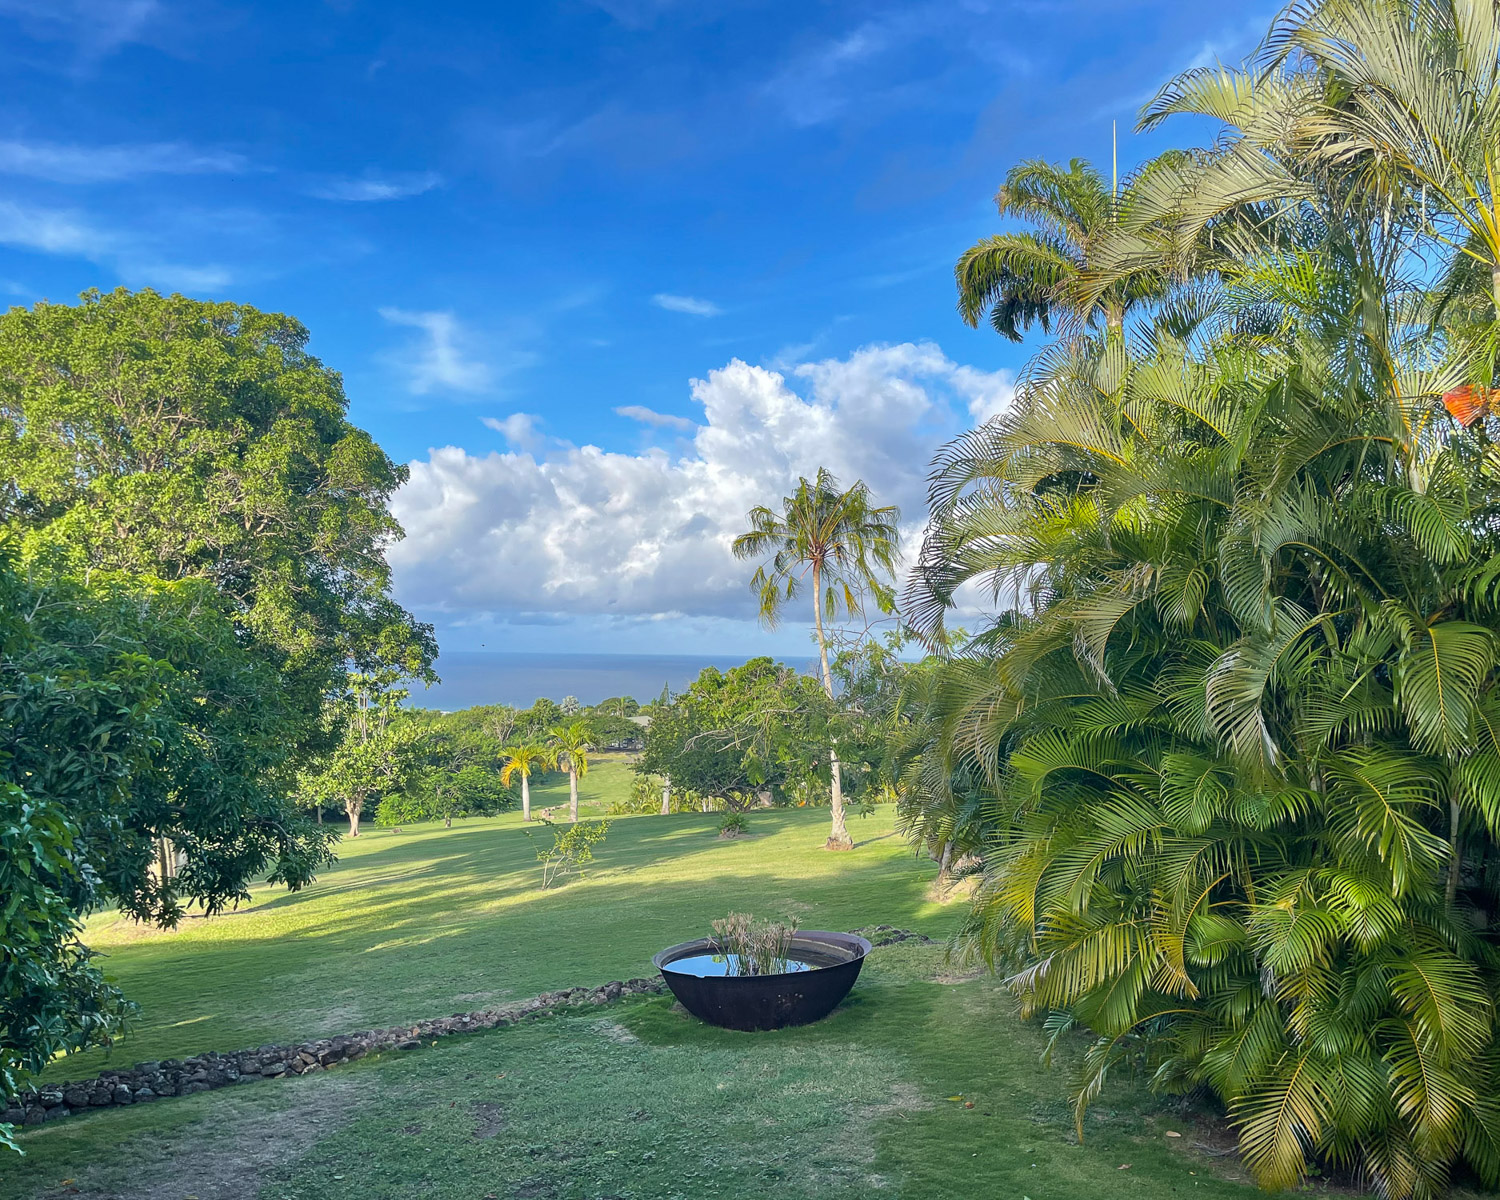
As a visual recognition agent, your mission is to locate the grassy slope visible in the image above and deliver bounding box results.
[55,793,942,1078]
[7,946,1284,1200]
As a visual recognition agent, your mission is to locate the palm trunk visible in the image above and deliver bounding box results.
[569,770,579,823]
[661,776,671,816]
[521,774,531,822]
[937,841,953,896]
[1491,263,1500,319]
[1447,790,1463,904]
[812,562,852,850]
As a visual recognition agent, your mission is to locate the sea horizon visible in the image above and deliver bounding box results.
[408,650,823,711]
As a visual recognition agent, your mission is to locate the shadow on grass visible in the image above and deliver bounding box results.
[52,827,947,1080]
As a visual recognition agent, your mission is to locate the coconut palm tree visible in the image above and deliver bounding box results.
[955,157,1166,341]
[732,468,900,850]
[499,741,550,823]
[548,720,593,823]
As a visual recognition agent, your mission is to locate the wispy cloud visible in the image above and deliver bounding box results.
[0,199,232,290]
[309,171,443,202]
[652,292,721,317]
[0,138,247,183]
[380,307,492,394]
[615,404,696,431]
[0,0,162,65]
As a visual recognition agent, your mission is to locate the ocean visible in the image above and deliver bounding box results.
[407,651,817,711]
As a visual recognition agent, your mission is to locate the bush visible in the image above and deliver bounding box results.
[530,819,610,889]
[717,813,748,839]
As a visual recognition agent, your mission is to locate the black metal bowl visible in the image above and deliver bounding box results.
[653,931,872,1032]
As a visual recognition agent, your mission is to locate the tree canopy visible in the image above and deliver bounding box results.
[0,287,436,743]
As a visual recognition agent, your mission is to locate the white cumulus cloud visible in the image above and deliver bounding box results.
[380,307,492,395]
[389,341,1014,627]
[652,292,721,317]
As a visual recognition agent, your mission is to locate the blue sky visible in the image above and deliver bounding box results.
[0,0,1266,661]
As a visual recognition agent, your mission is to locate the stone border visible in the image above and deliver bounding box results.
[4,976,665,1128]
[4,928,938,1129]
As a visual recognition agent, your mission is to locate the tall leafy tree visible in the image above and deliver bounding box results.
[549,721,593,823]
[299,674,425,837]
[2,553,335,1141]
[0,288,436,747]
[637,658,831,812]
[732,471,899,850]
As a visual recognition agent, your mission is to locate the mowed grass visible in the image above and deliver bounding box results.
[50,777,944,1080]
[517,751,639,822]
[6,945,1286,1200]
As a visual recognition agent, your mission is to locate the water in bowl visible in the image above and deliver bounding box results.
[664,953,816,977]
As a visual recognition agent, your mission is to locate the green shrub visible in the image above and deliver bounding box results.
[717,813,748,839]
[530,819,611,889]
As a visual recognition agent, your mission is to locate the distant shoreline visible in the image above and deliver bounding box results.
[408,650,820,711]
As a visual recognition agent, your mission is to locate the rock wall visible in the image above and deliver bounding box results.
[3,976,665,1128]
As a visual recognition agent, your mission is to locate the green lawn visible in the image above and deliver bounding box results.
[53,799,944,1078]
[7,944,1281,1200]
[2,796,1333,1198]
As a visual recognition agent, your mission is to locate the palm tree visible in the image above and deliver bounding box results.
[955,157,1161,340]
[732,468,900,850]
[548,720,593,823]
[1265,0,1500,318]
[499,741,550,823]
[910,215,1500,1195]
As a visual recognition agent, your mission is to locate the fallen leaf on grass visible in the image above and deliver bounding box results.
[1118,1163,1132,1170]
[1166,1130,1182,1138]
[945,1095,964,1101]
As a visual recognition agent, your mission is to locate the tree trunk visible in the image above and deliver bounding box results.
[445,814,452,828]
[569,770,579,823]
[661,776,671,816]
[936,841,953,898]
[1448,791,1463,904]
[315,806,322,824]
[1491,263,1500,320]
[812,562,852,850]
[521,774,531,822]
[347,800,361,837]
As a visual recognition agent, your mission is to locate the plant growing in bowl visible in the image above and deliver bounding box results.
[710,912,796,975]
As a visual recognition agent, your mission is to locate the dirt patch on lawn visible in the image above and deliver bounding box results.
[471,1101,506,1140]
[591,1019,640,1045]
[31,1074,373,1200]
